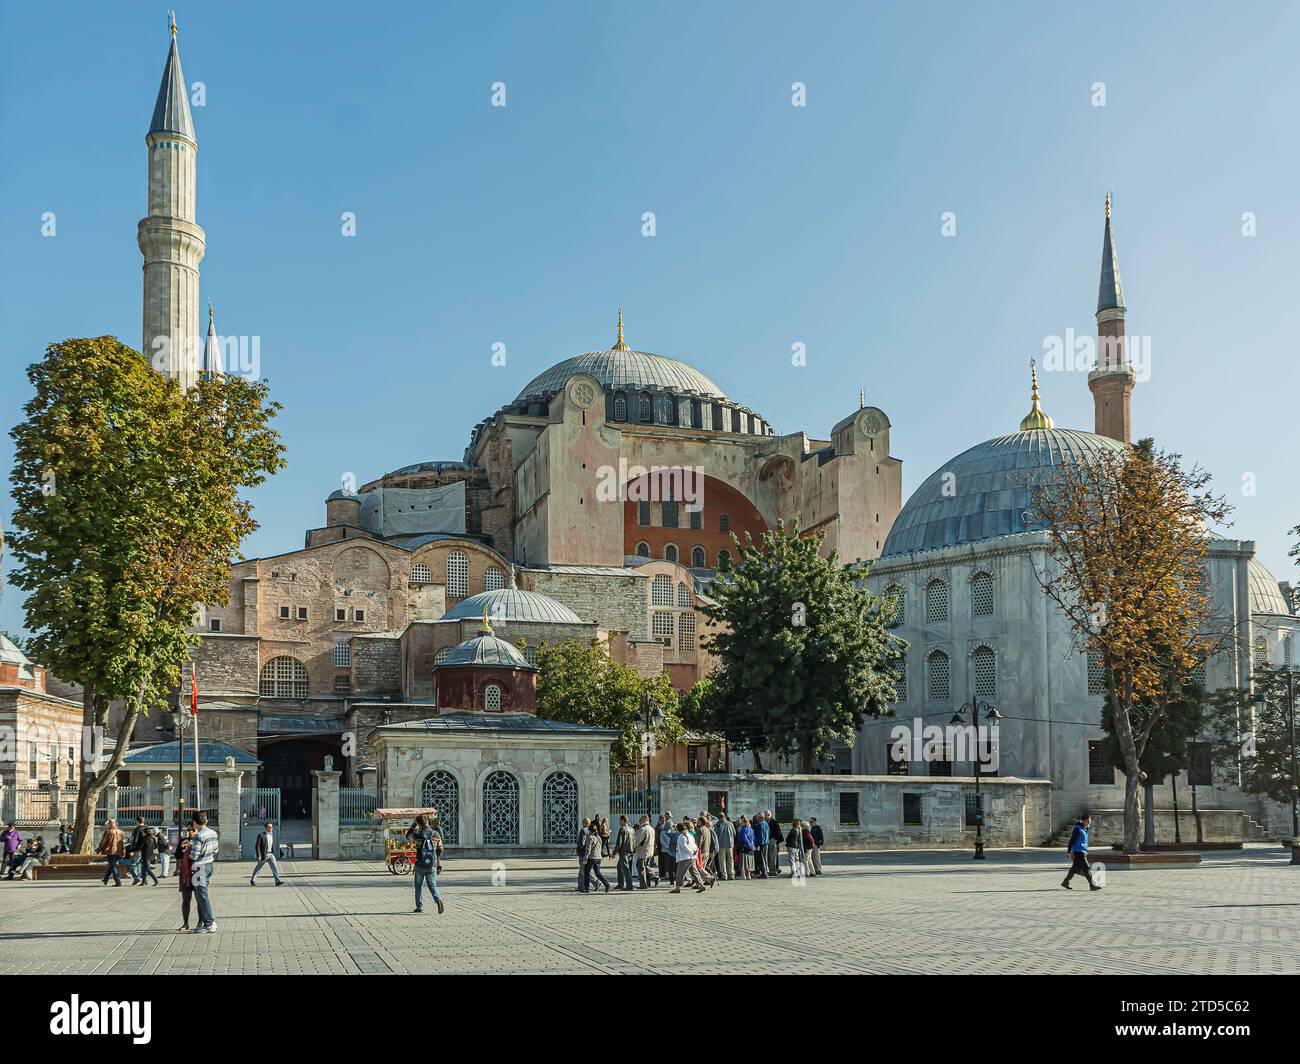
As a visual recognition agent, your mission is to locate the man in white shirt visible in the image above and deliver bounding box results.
[670,819,706,894]
[189,812,219,934]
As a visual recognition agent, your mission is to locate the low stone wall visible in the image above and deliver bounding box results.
[658,773,1053,850]
[1085,808,1267,846]
[339,823,384,860]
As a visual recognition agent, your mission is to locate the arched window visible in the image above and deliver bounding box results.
[260,657,308,698]
[1253,636,1268,667]
[446,551,468,599]
[971,572,994,617]
[652,574,673,606]
[419,770,459,845]
[664,544,678,564]
[677,583,692,607]
[1285,636,1294,666]
[332,642,351,668]
[542,771,579,845]
[636,541,651,558]
[483,567,505,591]
[639,395,652,423]
[655,395,675,424]
[435,647,454,666]
[925,579,949,623]
[1190,661,1207,686]
[883,585,905,627]
[972,645,996,699]
[893,656,907,701]
[691,546,706,568]
[1087,650,1106,695]
[482,770,520,845]
[927,649,950,701]
[613,394,627,421]
[483,683,503,711]
[717,549,732,571]
[522,645,538,666]
[719,513,730,533]
[410,563,431,585]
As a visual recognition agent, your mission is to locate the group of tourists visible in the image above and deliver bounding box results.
[94,816,175,885]
[575,809,826,895]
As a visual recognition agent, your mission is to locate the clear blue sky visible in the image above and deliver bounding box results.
[3,0,1298,638]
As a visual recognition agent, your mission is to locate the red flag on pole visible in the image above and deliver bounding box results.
[190,667,198,717]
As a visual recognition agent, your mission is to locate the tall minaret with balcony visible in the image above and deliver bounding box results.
[138,15,205,390]
[1088,192,1134,443]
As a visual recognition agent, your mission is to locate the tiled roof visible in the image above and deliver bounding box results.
[376,714,619,737]
[124,740,258,765]
[1248,558,1292,616]
[443,588,583,624]
[439,634,534,670]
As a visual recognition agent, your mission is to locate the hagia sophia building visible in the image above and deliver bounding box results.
[8,24,1297,846]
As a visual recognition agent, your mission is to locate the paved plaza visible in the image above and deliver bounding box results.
[1,847,1298,975]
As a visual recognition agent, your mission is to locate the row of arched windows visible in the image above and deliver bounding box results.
[635,542,730,569]
[884,573,997,626]
[418,767,581,846]
[606,391,771,436]
[886,645,997,703]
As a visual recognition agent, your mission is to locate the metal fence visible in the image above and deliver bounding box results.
[340,788,379,825]
[9,787,52,823]
[609,773,659,821]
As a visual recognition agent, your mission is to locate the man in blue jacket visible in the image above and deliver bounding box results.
[752,813,769,878]
[1061,814,1101,891]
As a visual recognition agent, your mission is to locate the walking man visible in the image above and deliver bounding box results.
[576,817,592,892]
[1061,814,1102,891]
[765,811,782,877]
[136,823,160,885]
[714,812,735,881]
[670,821,706,894]
[97,819,126,886]
[613,815,636,891]
[2,823,22,874]
[752,812,768,878]
[659,814,677,886]
[807,817,824,876]
[250,821,285,886]
[189,812,219,933]
[411,814,445,914]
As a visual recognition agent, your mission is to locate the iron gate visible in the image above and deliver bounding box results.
[239,787,281,859]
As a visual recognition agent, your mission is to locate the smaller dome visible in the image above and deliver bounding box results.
[438,634,533,670]
[1248,558,1292,616]
[443,588,582,625]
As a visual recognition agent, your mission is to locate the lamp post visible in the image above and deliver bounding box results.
[633,697,665,824]
[950,698,1002,860]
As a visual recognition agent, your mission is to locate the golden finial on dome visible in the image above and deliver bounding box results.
[1018,358,1054,432]
[1105,190,1111,221]
[169,10,177,38]
[481,603,493,635]
[613,307,630,351]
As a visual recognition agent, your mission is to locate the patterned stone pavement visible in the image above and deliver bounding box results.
[2,846,1298,975]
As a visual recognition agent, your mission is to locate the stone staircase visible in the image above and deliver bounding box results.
[1047,808,1270,847]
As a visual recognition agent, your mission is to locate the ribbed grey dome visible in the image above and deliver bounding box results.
[438,634,532,669]
[881,428,1128,557]
[443,588,582,624]
[1248,558,1291,615]
[515,349,727,402]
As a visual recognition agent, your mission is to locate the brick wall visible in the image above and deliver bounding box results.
[351,635,401,696]
[527,570,649,641]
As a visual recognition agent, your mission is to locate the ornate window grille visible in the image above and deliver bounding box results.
[971,572,994,617]
[483,567,505,591]
[927,649,950,701]
[1087,650,1106,695]
[972,645,996,699]
[925,580,949,624]
[419,770,459,845]
[482,770,520,845]
[435,647,454,665]
[332,642,350,668]
[884,585,905,627]
[542,771,579,845]
[410,563,431,585]
[484,683,503,711]
[677,611,696,649]
[677,583,692,607]
[652,575,672,606]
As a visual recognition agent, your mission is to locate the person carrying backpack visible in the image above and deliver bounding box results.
[411,814,445,914]
[1061,813,1101,891]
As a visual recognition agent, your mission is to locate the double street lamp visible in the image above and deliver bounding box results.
[950,698,1002,860]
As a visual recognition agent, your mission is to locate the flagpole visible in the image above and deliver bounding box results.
[192,665,201,816]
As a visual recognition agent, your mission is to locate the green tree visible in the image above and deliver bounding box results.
[534,639,684,769]
[699,520,903,773]
[1206,664,1300,809]
[7,337,284,851]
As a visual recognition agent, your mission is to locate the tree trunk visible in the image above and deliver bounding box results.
[1191,784,1204,844]
[799,735,814,774]
[1171,774,1181,844]
[1143,780,1156,848]
[751,748,764,773]
[1122,769,1141,854]
[71,687,145,854]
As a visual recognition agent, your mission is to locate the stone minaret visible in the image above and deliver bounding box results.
[138,16,205,390]
[1087,192,1134,443]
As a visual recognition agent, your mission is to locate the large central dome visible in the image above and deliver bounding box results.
[881,428,1128,557]
[515,348,727,403]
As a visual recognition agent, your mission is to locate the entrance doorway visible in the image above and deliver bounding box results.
[258,735,344,822]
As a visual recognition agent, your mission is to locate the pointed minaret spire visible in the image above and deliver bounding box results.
[612,307,630,351]
[1088,192,1134,443]
[200,301,222,379]
[140,18,204,390]
[859,388,865,409]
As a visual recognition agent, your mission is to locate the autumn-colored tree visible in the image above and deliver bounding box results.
[7,337,284,852]
[533,639,684,770]
[699,521,902,773]
[1026,439,1230,853]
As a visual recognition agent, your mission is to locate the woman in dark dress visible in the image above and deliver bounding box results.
[175,827,195,930]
